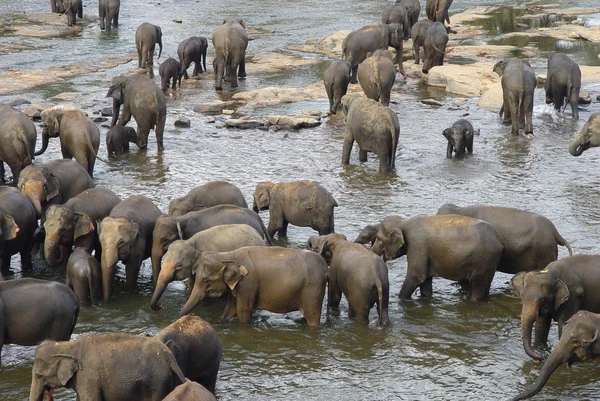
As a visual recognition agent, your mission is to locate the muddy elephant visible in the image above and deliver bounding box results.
[511,255,600,361]
[99,0,120,33]
[150,224,266,311]
[422,22,448,74]
[179,246,328,326]
[358,49,397,106]
[37,107,100,178]
[323,60,351,114]
[426,0,453,24]
[169,181,248,217]
[159,57,182,91]
[545,52,581,120]
[107,74,167,151]
[135,22,162,68]
[66,247,101,304]
[308,233,389,326]
[442,119,474,158]
[437,204,572,274]
[0,105,36,185]
[18,159,95,220]
[99,195,162,303]
[156,315,222,392]
[51,0,65,13]
[0,278,79,364]
[340,93,400,174]
[29,333,186,401]
[252,181,338,238]
[106,126,137,156]
[178,36,208,78]
[63,0,82,26]
[163,382,217,401]
[493,58,536,136]
[373,214,505,301]
[397,0,421,32]
[212,18,248,90]
[342,23,405,84]
[569,113,600,156]
[411,19,434,65]
[354,223,381,248]
[382,4,410,40]
[43,187,121,267]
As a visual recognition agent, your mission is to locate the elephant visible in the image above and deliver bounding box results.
[353,223,381,248]
[411,19,434,65]
[511,311,600,401]
[397,0,421,32]
[168,181,248,217]
[323,60,351,114]
[381,4,410,40]
[569,112,600,156]
[151,205,271,286]
[155,315,222,392]
[99,0,120,33]
[62,0,82,26]
[107,74,167,151]
[43,187,121,267]
[308,233,390,327]
[442,119,474,158]
[342,23,406,84]
[66,247,101,304]
[150,224,266,311]
[212,18,248,90]
[106,126,137,156]
[51,0,65,13]
[135,22,162,69]
[373,214,505,301]
[159,57,182,91]
[178,36,208,79]
[18,159,95,220]
[422,22,448,74]
[252,181,338,238]
[511,255,600,361]
[37,106,100,178]
[357,49,397,106]
[29,333,186,401]
[426,0,453,24]
[437,204,573,274]
[179,246,329,327]
[340,93,400,174]
[163,382,216,401]
[0,105,36,185]
[98,195,162,303]
[493,58,536,136]
[0,278,79,364]
[545,52,581,120]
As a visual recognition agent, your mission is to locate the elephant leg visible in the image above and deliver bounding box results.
[359,149,368,163]
[192,60,199,77]
[235,297,253,324]
[238,55,247,78]
[0,162,4,185]
[125,259,142,289]
[414,44,420,64]
[148,45,156,66]
[229,64,239,88]
[399,273,423,299]
[302,289,324,327]
[342,133,354,165]
[267,210,284,239]
[469,268,494,302]
[419,277,433,297]
[187,273,195,295]
[378,152,392,174]
[99,8,106,30]
[534,315,552,345]
[117,105,132,127]
[328,273,341,308]
[156,115,165,152]
[87,156,96,178]
[570,90,579,120]
[140,46,147,68]
[467,137,473,154]
[222,293,238,320]
[508,93,520,136]
[113,11,119,26]
[77,3,82,18]
[446,141,453,158]
[0,255,11,276]
[350,65,358,84]
[277,220,288,238]
[73,156,89,177]
[523,95,534,135]
[196,55,204,74]
[182,57,191,79]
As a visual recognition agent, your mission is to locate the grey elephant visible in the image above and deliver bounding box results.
[252,181,338,238]
[545,52,581,120]
[212,18,248,90]
[426,0,453,24]
[51,0,65,13]
[169,181,248,217]
[37,107,100,178]
[135,22,162,69]
[163,382,216,401]
[0,278,79,364]
[150,224,266,311]
[159,57,182,91]
[422,22,448,74]
[308,233,390,327]
[179,246,328,327]
[373,214,505,301]
[511,255,600,361]
[62,0,82,26]
[397,0,421,32]
[0,105,36,185]
[358,49,397,106]
[107,74,167,151]
[382,4,410,40]
[442,119,474,158]
[99,195,162,303]
[342,23,405,84]
[353,223,381,248]
[323,60,351,114]
[493,58,536,136]
[569,112,600,156]
[66,247,101,304]
[106,126,137,156]
[340,93,400,174]
[437,204,572,274]
[178,36,208,78]
[29,333,186,401]
[411,19,434,65]
[99,0,120,33]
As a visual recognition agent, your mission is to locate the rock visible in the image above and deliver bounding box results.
[9,98,31,107]
[174,116,191,127]
[246,52,320,75]
[537,75,547,85]
[517,23,529,29]
[225,118,264,129]
[172,18,182,23]
[232,84,362,108]
[222,109,235,115]
[23,104,45,120]
[101,123,112,129]
[93,117,108,123]
[579,90,592,104]
[52,92,81,101]
[270,125,280,132]
[421,99,443,107]
[288,30,352,58]
[301,109,322,117]
[266,116,321,129]
[597,94,600,101]
[206,117,216,123]
[194,100,232,114]
[100,107,113,117]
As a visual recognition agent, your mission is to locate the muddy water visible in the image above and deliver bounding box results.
[1,0,600,400]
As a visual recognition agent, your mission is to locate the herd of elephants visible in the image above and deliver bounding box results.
[1,0,600,400]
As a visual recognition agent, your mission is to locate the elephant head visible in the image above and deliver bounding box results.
[168,196,202,217]
[18,165,62,218]
[443,125,473,157]
[373,216,406,261]
[106,75,130,128]
[307,233,347,264]
[353,224,381,247]
[568,113,600,156]
[0,211,19,242]
[385,23,404,49]
[151,215,182,288]
[29,340,80,401]
[36,107,80,156]
[252,182,276,213]
[340,93,362,117]
[43,206,94,266]
[493,58,531,77]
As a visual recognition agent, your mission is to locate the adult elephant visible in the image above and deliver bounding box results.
[37,107,100,178]
[107,74,167,151]
[426,0,453,24]
[411,19,434,65]
[29,333,186,401]
[340,93,400,174]
[422,22,448,74]
[178,36,208,79]
[511,255,600,361]
[0,278,79,364]
[168,181,247,217]
[397,0,421,32]
[545,52,581,120]
[0,105,36,185]
[63,0,82,26]
[382,4,410,40]
[98,195,162,303]
[135,22,162,69]
[437,204,572,273]
[212,18,248,90]
[569,113,600,156]
[99,0,120,33]
[163,383,216,401]
[323,60,351,115]
[357,49,396,106]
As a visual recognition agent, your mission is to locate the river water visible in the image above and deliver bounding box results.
[1,0,600,400]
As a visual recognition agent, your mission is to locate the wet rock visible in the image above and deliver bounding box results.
[266,116,321,129]
[93,117,108,123]
[173,18,182,23]
[225,118,264,129]
[517,23,530,29]
[579,90,592,104]
[301,109,322,117]
[288,30,352,58]
[597,94,600,101]
[23,104,45,120]
[245,52,320,75]
[101,107,113,117]
[421,99,443,107]
[52,92,81,101]
[174,116,191,127]
[449,45,537,59]
[206,117,216,123]
[501,23,600,44]
[270,125,280,132]
[232,84,362,108]
[235,104,254,115]
[222,109,235,115]
[537,75,547,85]
[8,98,31,107]
[194,100,233,114]
[101,123,112,129]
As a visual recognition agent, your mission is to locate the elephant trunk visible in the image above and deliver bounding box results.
[568,135,586,156]
[150,269,172,311]
[29,375,45,401]
[157,39,163,60]
[179,282,206,317]
[150,244,165,287]
[44,237,66,267]
[101,247,118,303]
[521,303,544,360]
[111,99,121,127]
[34,130,50,156]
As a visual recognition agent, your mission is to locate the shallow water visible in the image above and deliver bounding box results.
[1,0,600,400]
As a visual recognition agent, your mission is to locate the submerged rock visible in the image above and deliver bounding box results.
[9,98,31,107]
[174,116,191,127]
[101,107,113,117]
[579,90,592,104]
[194,100,237,114]
[421,99,443,107]
[266,116,321,129]
[225,118,265,129]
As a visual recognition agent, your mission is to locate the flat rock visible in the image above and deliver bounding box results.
[8,98,31,107]
[52,92,81,101]
[100,107,113,116]
[266,115,321,129]
[448,45,538,59]
[301,109,322,117]
[288,30,352,58]
[174,116,191,127]
[172,18,182,23]
[193,100,236,114]
[246,52,320,75]
[232,83,362,108]
[502,24,600,44]
[22,104,45,119]
[421,99,443,107]
[579,90,592,104]
[225,118,264,129]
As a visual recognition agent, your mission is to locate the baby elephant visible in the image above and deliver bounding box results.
[159,57,182,91]
[545,52,581,120]
[354,223,382,248]
[358,50,397,107]
[106,126,137,156]
[163,382,216,401]
[443,119,474,158]
[411,19,434,64]
[323,60,351,114]
[66,247,101,304]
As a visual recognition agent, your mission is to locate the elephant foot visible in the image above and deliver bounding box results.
[400,71,407,79]
[238,72,247,78]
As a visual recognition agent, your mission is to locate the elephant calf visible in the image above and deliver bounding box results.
[569,112,600,156]
[0,187,36,277]
[164,382,217,401]
[159,57,182,91]
[169,181,248,217]
[106,126,137,156]
[422,22,448,74]
[323,60,351,114]
[66,247,101,304]
[135,22,162,68]
[442,119,474,158]
[411,20,434,65]
[178,36,208,78]
[494,58,536,136]
[358,50,397,107]
[545,52,581,120]
[0,104,36,185]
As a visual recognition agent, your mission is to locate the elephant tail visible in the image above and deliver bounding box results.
[375,272,389,327]
[257,216,273,245]
[432,42,446,54]
[16,129,33,165]
[554,230,573,256]
[168,352,188,385]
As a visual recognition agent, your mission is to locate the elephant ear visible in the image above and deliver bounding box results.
[0,213,20,241]
[221,262,248,291]
[44,172,61,202]
[442,128,452,140]
[73,212,94,241]
[106,78,126,102]
[554,279,570,311]
[237,18,246,28]
[54,355,79,386]
[389,228,405,249]
[128,221,140,248]
[463,127,473,138]
[317,238,330,256]
[510,272,527,298]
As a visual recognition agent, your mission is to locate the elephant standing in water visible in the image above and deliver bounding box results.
[99,0,120,33]
[494,58,536,136]
[323,60,351,114]
[569,112,600,156]
[178,36,208,78]
[545,52,581,120]
[63,0,82,26]
[358,50,397,106]
[50,0,65,13]
[212,18,248,90]
[398,0,421,33]
[66,247,102,304]
[0,105,36,185]
[135,22,162,69]
[422,22,448,74]
[381,4,410,40]
[169,181,248,216]
[163,382,216,401]
[442,119,474,158]
[159,57,182,91]
[106,126,137,156]
[426,0,453,24]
